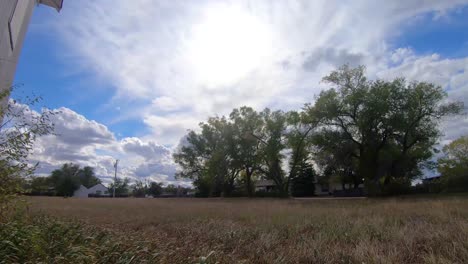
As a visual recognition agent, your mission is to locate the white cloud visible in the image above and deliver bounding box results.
[27,107,184,186]
[121,137,171,161]
[51,107,115,146]
[40,1,468,148]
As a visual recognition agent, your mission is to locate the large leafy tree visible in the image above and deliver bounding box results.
[229,107,264,196]
[78,166,101,188]
[47,163,102,196]
[173,65,462,197]
[438,135,468,192]
[174,107,318,197]
[256,109,288,196]
[313,65,463,194]
[49,163,81,197]
[312,130,360,190]
[147,182,163,196]
[256,109,317,197]
[174,116,240,197]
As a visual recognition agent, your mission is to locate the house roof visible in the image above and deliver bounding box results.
[76,185,88,191]
[88,183,108,192]
[255,180,275,187]
[38,0,64,12]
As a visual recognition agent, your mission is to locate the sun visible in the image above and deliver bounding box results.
[187,5,272,87]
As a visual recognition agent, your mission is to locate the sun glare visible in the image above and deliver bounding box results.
[187,6,272,87]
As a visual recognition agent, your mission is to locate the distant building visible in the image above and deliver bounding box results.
[73,184,109,198]
[422,175,441,184]
[314,182,330,196]
[315,182,365,196]
[0,0,63,109]
[254,178,365,196]
[255,180,276,192]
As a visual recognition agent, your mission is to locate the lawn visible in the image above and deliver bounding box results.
[20,196,468,263]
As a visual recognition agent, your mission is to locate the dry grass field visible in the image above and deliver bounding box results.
[25,196,468,263]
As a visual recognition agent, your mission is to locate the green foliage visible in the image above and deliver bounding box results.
[164,184,178,195]
[28,176,53,195]
[147,182,163,196]
[130,181,188,197]
[257,109,288,195]
[229,107,264,196]
[174,107,317,197]
[312,65,463,195]
[174,113,249,197]
[0,215,160,263]
[174,65,463,197]
[43,163,102,197]
[49,163,81,197]
[311,130,360,190]
[290,160,316,197]
[79,166,101,188]
[0,88,55,213]
[131,180,148,197]
[438,135,468,192]
[109,177,130,197]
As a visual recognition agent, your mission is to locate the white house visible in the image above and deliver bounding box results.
[73,183,109,198]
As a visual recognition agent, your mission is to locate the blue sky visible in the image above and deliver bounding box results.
[395,6,468,58]
[14,1,468,184]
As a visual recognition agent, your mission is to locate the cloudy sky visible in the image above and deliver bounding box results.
[14,0,468,185]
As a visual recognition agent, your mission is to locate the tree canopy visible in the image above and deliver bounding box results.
[311,65,463,194]
[173,65,463,197]
[30,163,102,197]
[438,135,468,192]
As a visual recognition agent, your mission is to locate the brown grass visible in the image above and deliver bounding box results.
[26,196,468,263]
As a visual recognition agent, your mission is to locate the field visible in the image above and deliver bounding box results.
[21,196,468,263]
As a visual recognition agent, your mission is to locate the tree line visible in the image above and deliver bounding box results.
[27,163,102,196]
[26,163,192,197]
[173,65,464,197]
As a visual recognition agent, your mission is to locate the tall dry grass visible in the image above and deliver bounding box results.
[24,197,468,263]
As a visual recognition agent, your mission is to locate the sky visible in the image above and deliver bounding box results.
[13,0,468,185]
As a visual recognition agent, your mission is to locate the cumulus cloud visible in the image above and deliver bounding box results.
[121,137,171,161]
[51,107,115,146]
[27,107,183,186]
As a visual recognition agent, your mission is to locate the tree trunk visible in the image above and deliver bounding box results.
[245,167,253,197]
[359,148,381,195]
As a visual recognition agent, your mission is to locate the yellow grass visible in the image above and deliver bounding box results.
[27,196,468,263]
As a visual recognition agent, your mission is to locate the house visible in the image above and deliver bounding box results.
[422,175,441,184]
[314,182,365,196]
[0,0,63,111]
[255,180,276,192]
[73,183,109,198]
[253,178,364,196]
[314,182,331,196]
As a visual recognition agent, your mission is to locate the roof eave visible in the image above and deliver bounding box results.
[37,0,64,12]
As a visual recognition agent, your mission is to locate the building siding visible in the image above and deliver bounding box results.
[0,0,35,108]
